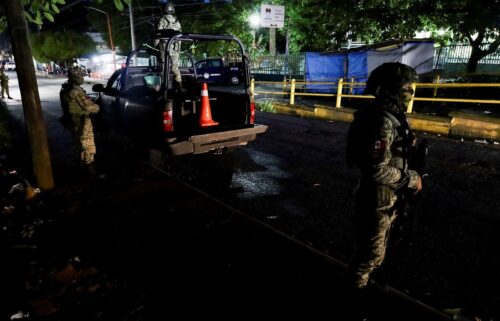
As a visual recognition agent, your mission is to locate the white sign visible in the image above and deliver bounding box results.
[260,4,285,28]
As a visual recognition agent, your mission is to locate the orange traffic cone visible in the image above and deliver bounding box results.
[199,82,219,127]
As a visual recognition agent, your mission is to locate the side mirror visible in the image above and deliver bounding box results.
[92,84,104,92]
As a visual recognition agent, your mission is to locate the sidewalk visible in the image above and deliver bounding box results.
[0,100,453,320]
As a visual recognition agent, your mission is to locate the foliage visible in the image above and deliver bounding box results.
[23,0,64,25]
[248,34,267,61]
[181,0,256,53]
[255,99,276,113]
[2,0,499,72]
[438,0,500,72]
[0,0,131,34]
[86,0,153,55]
[0,0,67,31]
[30,30,96,66]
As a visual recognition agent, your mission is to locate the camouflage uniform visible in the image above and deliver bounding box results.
[60,67,100,167]
[346,62,421,289]
[156,2,182,83]
[0,68,12,99]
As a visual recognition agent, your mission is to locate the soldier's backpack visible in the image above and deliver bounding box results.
[345,108,383,168]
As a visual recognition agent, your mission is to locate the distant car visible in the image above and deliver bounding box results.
[194,58,243,85]
[4,61,16,71]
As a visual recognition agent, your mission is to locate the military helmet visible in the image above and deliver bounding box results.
[163,2,175,14]
[68,66,85,85]
[365,62,417,97]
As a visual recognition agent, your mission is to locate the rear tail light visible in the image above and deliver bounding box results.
[163,110,174,132]
[163,100,174,132]
[250,101,255,124]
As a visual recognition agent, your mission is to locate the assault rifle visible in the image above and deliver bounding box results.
[393,138,429,246]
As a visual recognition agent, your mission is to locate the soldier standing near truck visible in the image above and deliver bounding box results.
[345,63,423,309]
[60,67,100,175]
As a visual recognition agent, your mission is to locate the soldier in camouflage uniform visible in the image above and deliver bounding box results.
[155,2,182,85]
[345,62,423,291]
[0,67,13,99]
[60,67,100,174]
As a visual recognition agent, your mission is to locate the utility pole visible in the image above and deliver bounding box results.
[3,0,54,190]
[86,6,116,71]
[269,27,276,54]
[129,1,136,51]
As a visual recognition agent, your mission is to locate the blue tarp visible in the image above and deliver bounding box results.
[304,41,434,94]
[347,51,368,94]
[305,52,344,93]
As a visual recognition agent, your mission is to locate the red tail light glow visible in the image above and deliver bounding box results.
[163,110,174,132]
[250,101,255,124]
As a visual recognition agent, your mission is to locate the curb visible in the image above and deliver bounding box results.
[273,102,500,141]
[449,111,500,141]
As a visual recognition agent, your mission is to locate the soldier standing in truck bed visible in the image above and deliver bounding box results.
[155,1,182,86]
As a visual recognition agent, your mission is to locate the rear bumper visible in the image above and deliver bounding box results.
[167,124,268,156]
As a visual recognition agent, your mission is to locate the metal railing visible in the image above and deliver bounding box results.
[250,53,305,76]
[246,44,500,79]
[434,44,500,68]
[251,78,500,114]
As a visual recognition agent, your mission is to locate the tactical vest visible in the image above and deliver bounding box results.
[346,107,411,172]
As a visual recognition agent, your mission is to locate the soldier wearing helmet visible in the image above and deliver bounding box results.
[0,66,13,99]
[155,1,182,85]
[345,63,423,294]
[60,66,100,175]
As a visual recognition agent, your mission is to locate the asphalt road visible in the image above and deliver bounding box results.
[6,72,500,319]
[186,111,500,320]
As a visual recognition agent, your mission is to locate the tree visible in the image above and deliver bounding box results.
[439,0,500,73]
[86,0,259,55]
[83,0,500,72]
[288,0,499,72]
[286,0,342,51]
[31,30,96,66]
[1,0,62,191]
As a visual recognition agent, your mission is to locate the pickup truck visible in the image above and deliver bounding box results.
[92,33,267,158]
[194,57,243,85]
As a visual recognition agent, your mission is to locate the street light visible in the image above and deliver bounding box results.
[248,13,260,48]
[86,6,116,71]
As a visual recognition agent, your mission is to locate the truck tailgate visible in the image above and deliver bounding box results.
[168,124,268,155]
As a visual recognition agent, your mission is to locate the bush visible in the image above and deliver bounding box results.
[255,99,275,113]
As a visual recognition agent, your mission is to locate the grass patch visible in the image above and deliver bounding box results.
[255,99,276,113]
